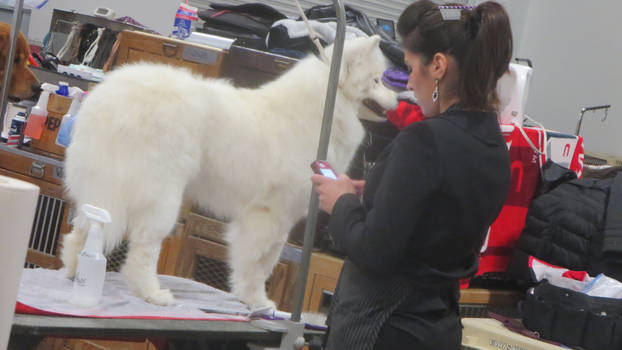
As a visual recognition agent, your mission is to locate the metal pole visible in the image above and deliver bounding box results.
[575,104,611,136]
[0,0,25,128]
[290,0,346,323]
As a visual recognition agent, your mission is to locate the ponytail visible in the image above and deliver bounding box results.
[461,2,513,110]
[397,1,513,111]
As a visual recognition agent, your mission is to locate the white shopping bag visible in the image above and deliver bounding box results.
[497,63,534,126]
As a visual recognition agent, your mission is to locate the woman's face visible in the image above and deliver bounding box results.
[404,51,438,117]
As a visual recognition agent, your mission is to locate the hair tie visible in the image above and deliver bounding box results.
[465,9,482,38]
[438,4,475,21]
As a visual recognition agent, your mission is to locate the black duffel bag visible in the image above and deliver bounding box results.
[521,281,622,350]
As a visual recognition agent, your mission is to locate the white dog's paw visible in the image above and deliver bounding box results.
[248,298,277,313]
[144,288,175,306]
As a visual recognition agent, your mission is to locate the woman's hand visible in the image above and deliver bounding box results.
[352,179,365,197]
[311,173,357,214]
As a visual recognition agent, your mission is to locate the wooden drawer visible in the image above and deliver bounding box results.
[0,148,63,186]
[112,31,225,78]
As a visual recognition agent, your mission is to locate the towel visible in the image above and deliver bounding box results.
[16,268,249,321]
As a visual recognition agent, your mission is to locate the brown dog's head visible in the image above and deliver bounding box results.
[0,22,40,100]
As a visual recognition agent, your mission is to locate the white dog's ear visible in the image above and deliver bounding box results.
[342,36,381,66]
[368,35,381,49]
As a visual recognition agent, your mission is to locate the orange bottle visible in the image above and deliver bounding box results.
[24,83,55,140]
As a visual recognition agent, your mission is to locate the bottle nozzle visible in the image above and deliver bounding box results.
[69,86,85,100]
[41,83,58,92]
[81,204,111,225]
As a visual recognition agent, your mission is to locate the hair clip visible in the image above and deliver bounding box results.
[438,5,475,21]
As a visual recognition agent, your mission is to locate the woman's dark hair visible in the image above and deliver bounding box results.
[397,1,513,111]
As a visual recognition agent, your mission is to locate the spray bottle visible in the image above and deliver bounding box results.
[23,83,57,140]
[56,87,85,147]
[56,81,70,97]
[71,204,111,308]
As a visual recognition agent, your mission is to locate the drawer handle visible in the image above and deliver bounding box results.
[30,161,45,179]
[162,42,179,57]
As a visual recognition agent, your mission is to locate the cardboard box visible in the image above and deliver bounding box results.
[29,94,72,157]
[462,318,566,350]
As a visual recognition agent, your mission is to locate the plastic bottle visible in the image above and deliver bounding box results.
[56,88,85,147]
[56,81,69,96]
[23,83,57,140]
[71,204,111,308]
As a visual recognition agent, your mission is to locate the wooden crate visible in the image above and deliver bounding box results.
[176,211,299,311]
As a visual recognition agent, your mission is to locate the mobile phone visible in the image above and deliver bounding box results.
[311,160,338,180]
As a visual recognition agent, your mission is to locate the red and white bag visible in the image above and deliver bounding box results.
[475,124,546,277]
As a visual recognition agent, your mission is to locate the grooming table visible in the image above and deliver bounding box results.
[10,269,324,349]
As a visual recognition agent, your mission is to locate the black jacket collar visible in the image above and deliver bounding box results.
[436,104,503,146]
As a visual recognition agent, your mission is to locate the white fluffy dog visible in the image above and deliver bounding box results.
[61,35,397,308]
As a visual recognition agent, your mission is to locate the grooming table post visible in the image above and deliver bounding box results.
[249,0,346,349]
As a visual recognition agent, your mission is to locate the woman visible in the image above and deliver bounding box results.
[311,1,513,349]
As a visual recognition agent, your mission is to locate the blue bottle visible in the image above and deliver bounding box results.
[56,89,84,147]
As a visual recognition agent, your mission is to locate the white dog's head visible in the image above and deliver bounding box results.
[326,35,399,114]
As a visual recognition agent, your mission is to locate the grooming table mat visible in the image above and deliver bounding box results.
[16,268,250,321]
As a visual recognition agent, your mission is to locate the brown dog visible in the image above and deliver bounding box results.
[0,22,39,99]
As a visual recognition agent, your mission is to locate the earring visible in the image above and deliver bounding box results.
[432,79,439,102]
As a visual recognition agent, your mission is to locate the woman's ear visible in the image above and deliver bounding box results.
[430,52,448,80]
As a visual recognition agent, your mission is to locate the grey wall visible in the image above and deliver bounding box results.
[493,0,530,55]
[517,0,621,158]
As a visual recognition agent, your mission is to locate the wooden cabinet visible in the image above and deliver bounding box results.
[0,146,68,270]
[111,30,225,78]
[300,252,523,319]
[303,252,343,314]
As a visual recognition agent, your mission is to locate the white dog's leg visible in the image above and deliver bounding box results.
[227,205,291,310]
[121,230,174,306]
[121,196,182,306]
[60,226,87,278]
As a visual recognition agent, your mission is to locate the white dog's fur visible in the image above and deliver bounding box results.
[61,35,397,308]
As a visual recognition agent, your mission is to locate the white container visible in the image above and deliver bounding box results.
[71,204,111,308]
[0,175,39,350]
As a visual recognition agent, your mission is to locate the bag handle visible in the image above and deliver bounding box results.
[513,114,548,177]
